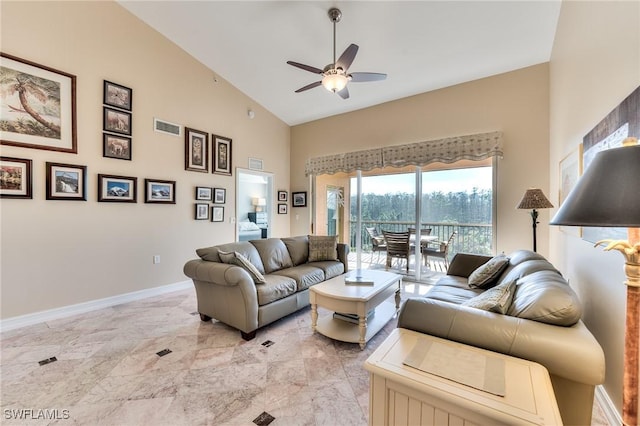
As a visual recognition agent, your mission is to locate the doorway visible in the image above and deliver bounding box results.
[235,168,274,241]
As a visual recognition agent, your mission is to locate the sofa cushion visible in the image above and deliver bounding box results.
[218,250,266,284]
[281,235,309,266]
[272,265,325,291]
[496,259,562,288]
[256,275,297,306]
[462,279,516,314]
[196,242,265,274]
[507,270,582,326]
[425,275,483,304]
[308,235,338,262]
[468,254,509,289]
[308,260,345,280]
[250,238,294,273]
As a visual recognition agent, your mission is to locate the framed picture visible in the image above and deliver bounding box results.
[144,178,175,204]
[195,203,210,220]
[278,203,287,214]
[0,156,32,199]
[195,186,212,201]
[292,191,307,207]
[558,146,582,237]
[103,80,132,111]
[211,206,224,222]
[278,190,288,202]
[213,187,226,204]
[103,133,131,160]
[185,127,208,172]
[212,134,232,175]
[98,174,137,203]
[46,162,86,201]
[103,106,132,136]
[0,53,77,153]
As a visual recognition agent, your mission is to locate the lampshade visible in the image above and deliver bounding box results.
[550,144,640,227]
[516,188,554,210]
[322,72,348,93]
[252,197,266,207]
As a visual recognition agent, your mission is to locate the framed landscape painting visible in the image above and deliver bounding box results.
[0,156,32,199]
[0,53,77,153]
[292,191,307,207]
[46,162,86,201]
[98,174,136,203]
[195,186,212,201]
[144,178,175,204]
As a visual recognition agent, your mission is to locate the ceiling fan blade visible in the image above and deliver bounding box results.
[335,44,358,72]
[336,86,350,99]
[349,72,387,82]
[294,81,323,93]
[287,61,324,74]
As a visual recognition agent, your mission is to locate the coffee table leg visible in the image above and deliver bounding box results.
[311,303,318,332]
[359,316,367,350]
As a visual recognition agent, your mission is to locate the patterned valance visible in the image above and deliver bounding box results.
[305,131,503,176]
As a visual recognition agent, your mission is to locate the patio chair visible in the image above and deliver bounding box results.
[423,231,456,269]
[382,230,411,273]
[365,227,387,264]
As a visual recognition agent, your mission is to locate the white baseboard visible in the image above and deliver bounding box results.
[0,280,192,333]
[595,384,622,426]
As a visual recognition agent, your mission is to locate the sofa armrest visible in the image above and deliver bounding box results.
[184,259,253,287]
[337,243,350,273]
[446,253,492,277]
[397,298,605,386]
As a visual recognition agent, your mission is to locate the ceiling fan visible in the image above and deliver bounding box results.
[287,7,387,99]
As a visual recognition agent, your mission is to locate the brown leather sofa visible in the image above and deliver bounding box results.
[397,250,605,426]
[183,236,348,340]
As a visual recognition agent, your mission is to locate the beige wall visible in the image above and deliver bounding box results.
[291,64,551,255]
[549,0,640,414]
[0,1,290,319]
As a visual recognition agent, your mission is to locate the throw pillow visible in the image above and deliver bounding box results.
[468,255,510,289]
[218,250,266,284]
[308,235,338,262]
[462,279,516,314]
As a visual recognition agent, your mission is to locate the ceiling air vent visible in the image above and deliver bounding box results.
[154,118,182,137]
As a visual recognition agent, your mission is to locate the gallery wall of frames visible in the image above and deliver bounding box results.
[0,53,252,223]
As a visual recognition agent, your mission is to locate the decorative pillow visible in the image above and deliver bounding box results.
[218,250,266,284]
[468,255,510,289]
[308,235,338,262]
[462,279,516,314]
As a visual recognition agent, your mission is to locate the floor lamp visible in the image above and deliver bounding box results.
[550,139,640,426]
[517,188,554,252]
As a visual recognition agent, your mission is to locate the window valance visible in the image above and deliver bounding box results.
[304,131,503,176]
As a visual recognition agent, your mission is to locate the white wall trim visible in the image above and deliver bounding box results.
[595,384,622,426]
[0,280,192,333]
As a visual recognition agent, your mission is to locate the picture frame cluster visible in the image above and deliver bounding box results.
[186,129,233,176]
[195,186,225,222]
[102,80,132,161]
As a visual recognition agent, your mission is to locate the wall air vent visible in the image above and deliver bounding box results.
[153,118,182,137]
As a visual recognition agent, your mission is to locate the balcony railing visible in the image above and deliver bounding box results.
[349,220,493,257]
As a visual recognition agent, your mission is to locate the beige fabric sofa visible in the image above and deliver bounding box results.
[183,236,349,340]
[397,250,605,426]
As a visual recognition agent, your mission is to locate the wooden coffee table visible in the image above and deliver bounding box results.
[309,270,402,349]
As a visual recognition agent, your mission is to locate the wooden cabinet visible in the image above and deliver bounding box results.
[364,329,562,426]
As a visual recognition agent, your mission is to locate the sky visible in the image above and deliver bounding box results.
[351,167,492,195]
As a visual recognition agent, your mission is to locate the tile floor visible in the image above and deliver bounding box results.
[1,277,609,425]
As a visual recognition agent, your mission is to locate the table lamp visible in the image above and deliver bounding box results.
[517,188,554,252]
[550,139,640,426]
[252,197,266,212]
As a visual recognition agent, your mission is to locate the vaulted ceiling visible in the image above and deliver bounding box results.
[119,1,561,126]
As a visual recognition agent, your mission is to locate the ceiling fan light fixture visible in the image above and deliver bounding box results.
[322,72,348,93]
